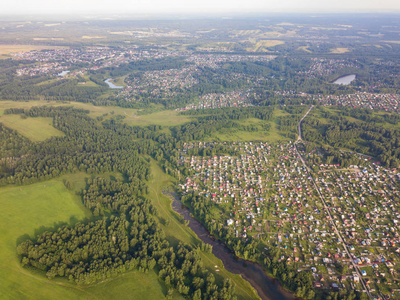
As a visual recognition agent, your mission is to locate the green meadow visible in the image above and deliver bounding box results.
[0,100,191,129]
[0,114,65,142]
[0,179,89,299]
[148,160,260,300]
[0,161,259,300]
[0,175,181,300]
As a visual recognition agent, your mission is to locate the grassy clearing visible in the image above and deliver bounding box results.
[148,160,261,300]
[125,110,191,127]
[0,179,91,300]
[0,101,191,128]
[86,270,177,300]
[330,47,350,54]
[0,172,183,300]
[210,129,274,142]
[0,100,139,123]
[197,42,237,51]
[78,75,101,87]
[0,45,68,59]
[0,100,66,115]
[246,40,284,52]
[81,36,106,39]
[205,109,291,143]
[298,46,312,53]
[113,75,128,87]
[0,114,64,142]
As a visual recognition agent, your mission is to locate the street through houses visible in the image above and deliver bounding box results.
[177,107,400,299]
[294,107,373,299]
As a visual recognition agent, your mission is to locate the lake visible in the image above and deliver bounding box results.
[333,74,356,85]
[104,78,123,89]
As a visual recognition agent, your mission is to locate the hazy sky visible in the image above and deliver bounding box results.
[3,0,400,15]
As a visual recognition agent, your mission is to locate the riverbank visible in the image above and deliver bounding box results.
[164,190,298,300]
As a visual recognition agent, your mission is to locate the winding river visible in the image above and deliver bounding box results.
[104,78,124,89]
[166,192,297,300]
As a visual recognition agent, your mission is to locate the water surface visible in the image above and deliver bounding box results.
[333,74,356,85]
[167,192,297,300]
[104,78,123,89]
[57,70,70,76]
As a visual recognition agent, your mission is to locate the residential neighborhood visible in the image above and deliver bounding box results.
[178,141,400,298]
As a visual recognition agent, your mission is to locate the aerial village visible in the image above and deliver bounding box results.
[12,46,400,116]
[116,53,272,106]
[176,90,253,111]
[12,46,180,77]
[177,141,400,298]
[316,92,400,114]
[296,57,360,78]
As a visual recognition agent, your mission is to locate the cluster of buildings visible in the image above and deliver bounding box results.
[117,52,273,104]
[177,89,253,111]
[297,58,359,78]
[12,47,181,78]
[118,66,199,100]
[177,141,400,298]
[315,92,400,114]
[15,62,65,77]
[185,53,274,69]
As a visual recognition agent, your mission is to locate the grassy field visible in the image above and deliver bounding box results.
[124,110,191,127]
[0,100,294,144]
[0,173,185,300]
[0,114,65,142]
[0,179,90,299]
[86,270,173,300]
[0,159,259,300]
[147,160,260,300]
[0,44,68,59]
[247,40,285,52]
[330,47,350,54]
[0,100,70,115]
[113,75,128,87]
[210,128,280,142]
[298,46,312,53]
[206,109,291,143]
[0,100,191,128]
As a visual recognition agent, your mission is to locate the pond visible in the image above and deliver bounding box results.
[333,74,356,85]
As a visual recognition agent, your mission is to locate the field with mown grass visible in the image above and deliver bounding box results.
[0,173,184,300]
[0,114,64,141]
[147,160,261,300]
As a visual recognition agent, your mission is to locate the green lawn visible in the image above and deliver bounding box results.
[0,114,64,142]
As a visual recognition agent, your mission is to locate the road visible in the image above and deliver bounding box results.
[295,105,314,144]
[293,106,372,299]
